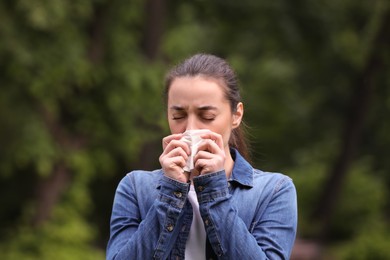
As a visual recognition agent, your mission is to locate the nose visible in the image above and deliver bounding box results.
[185,114,199,131]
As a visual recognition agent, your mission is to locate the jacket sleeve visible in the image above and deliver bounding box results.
[193,171,297,260]
[106,172,190,260]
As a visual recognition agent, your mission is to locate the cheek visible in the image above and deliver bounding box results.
[168,118,187,134]
[213,118,233,147]
[168,121,181,134]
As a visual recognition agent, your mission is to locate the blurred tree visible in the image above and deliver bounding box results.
[0,0,389,259]
[0,0,166,258]
[313,4,390,241]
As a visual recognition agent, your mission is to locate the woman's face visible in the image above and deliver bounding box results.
[167,76,243,149]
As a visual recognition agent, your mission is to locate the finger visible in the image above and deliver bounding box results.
[166,156,187,169]
[162,133,184,149]
[196,139,223,156]
[194,157,223,175]
[194,150,225,167]
[163,139,191,155]
[193,150,214,161]
[160,151,188,172]
[166,146,189,160]
[160,146,188,163]
[171,140,191,155]
[200,132,224,150]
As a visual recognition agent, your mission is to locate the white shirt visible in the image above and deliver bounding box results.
[185,185,207,260]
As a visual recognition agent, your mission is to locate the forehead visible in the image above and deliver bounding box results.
[168,76,228,104]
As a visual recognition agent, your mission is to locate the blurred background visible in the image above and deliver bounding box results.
[0,0,389,259]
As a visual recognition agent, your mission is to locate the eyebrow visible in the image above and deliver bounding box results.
[198,105,218,111]
[169,105,218,111]
[169,105,186,111]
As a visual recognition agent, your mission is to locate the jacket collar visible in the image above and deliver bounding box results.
[229,148,254,188]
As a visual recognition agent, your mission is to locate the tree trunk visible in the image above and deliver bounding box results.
[135,0,167,170]
[32,162,70,226]
[141,0,166,60]
[312,9,390,242]
[87,2,108,63]
[31,2,108,226]
[32,106,72,226]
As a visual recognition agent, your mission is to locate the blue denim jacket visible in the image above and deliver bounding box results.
[107,149,297,259]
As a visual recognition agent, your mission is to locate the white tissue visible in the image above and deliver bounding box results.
[181,129,209,172]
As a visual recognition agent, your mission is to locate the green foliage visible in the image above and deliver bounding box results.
[162,2,212,59]
[0,0,389,258]
[329,159,387,240]
[330,226,390,259]
[0,0,164,258]
[289,154,388,241]
[0,217,104,260]
[0,156,105,259]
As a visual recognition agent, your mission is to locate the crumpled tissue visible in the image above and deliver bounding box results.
[181,129,209,172]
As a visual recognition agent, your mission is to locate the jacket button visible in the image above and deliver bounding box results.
[173,191,182,198]
[204,218,210,226]
[166,224,174,232]
[197,186,204,192]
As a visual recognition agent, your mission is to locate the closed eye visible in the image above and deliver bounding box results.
[198,106,218,122]
[172,114,186,120]
[202,116,215,121]
[200,112,216,121]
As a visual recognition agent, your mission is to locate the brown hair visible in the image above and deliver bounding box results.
[164,53,251,161]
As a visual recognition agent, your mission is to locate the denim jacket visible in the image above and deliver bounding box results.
[107,149,297,260]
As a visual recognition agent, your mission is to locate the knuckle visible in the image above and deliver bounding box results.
[159,154,165,163]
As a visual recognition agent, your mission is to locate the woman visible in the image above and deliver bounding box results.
[107,54,297,259]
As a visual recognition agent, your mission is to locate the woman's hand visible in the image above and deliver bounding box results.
[194,131,225,175]
[159,134,191,183]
